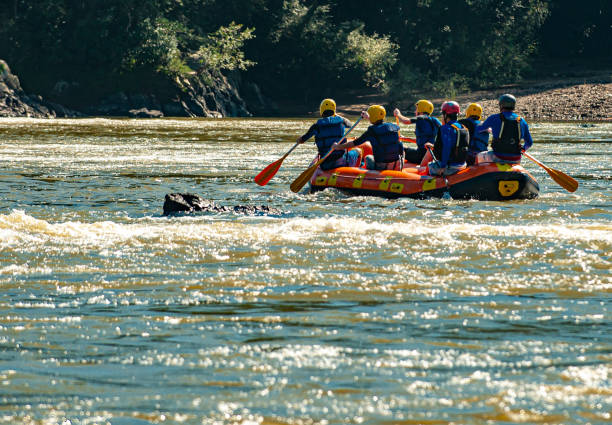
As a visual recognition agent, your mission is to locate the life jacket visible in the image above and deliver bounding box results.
[370,122,403,163]
[491,113,522,155]
[433,122,469,165]
[459,117,489,153]
[315,115,345,162]
[415,116,440,148]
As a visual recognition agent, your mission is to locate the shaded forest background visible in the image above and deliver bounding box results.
[0,0,610,115]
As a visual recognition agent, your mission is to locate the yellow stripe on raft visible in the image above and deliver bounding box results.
[353,173,365,188]
[379,176,392,190]
[496,163,513,171]
[422,178,437,191]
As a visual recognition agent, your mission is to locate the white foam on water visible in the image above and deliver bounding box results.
[0,210,610,256]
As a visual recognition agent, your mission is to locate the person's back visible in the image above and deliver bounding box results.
[297,98,361,170]
[331,105,403,171]
[458,103,489,165]
[314,114,346,163]
[477,94,533,164]
[394,100,441,164]
[367,120,403,168]
[490,112,524,158]
[427,101,469,176]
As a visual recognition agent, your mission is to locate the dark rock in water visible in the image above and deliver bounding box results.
[163,193,281,216]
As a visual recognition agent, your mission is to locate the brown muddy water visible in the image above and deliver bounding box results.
[0,118,610,425]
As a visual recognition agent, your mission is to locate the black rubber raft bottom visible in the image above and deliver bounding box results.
[310,171,540,201]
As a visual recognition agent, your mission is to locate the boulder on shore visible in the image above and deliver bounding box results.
[87,70,251,118]
[0,59,81,118]
[163,193,281,216]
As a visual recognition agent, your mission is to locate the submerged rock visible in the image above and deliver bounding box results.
[163,193,281,216]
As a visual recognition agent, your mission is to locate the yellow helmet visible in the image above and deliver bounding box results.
[319,98,336,116]
[367,105,386,123]
[415,99,434,115]
[466,103,483,119]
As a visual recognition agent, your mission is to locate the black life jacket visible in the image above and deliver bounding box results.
[370,122,402,163]
[315,115,345,162]
[491,113,522,155]
[433,123,469,164]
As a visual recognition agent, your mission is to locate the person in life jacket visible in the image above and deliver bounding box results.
[330,105,404,171]
[393,99,441,164]
[424,101,469,176]
[475,94,533,164]
[297,98,362,170]
[458,103,490,165]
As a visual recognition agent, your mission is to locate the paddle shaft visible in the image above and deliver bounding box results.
[281,141,300,159]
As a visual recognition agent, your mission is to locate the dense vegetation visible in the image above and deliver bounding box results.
[1,0,610,111]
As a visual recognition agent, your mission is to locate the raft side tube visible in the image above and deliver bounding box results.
[448,171,539,200]
[308,162,539,200]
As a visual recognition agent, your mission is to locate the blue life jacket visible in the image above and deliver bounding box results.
[415,115,441,148]
[459,117,489,153]
[315,115,345,162]
[370,122,403,163]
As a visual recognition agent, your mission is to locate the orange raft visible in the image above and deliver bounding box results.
[308,161,540,200]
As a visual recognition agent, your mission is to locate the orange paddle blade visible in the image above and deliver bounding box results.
[523,151,578,193]
[254,142,300,186]
[542,166,579,192]
[254,156,285,186]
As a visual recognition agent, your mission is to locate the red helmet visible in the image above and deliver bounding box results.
[441,101,460,115]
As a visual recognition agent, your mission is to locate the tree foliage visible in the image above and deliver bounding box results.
[0,0,608,108]
[195,22,256,73]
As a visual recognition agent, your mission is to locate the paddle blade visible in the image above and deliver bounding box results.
[523,152,578,193]
[254,157,284,186]
[544,167,579,192]
[290,159,322,193]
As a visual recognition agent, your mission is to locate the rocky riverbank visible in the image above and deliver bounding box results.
[456,80,612,121]
[84,71,251,118]
[336,74,612,122]
[0,59,254,118]
[0,60,80,118]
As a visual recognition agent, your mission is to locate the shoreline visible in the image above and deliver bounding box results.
[326,75,612,122]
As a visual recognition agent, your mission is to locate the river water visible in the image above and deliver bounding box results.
[0,118,610,425]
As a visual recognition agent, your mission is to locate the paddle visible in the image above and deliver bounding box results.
[522,151,578,192]
[254,141,300,186]
[290,117,362,193]
[395,114,416,144]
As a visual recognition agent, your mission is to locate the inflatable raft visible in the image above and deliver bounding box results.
[309,159,539,201]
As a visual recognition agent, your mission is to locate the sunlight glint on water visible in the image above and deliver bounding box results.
[0,118,610,424]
